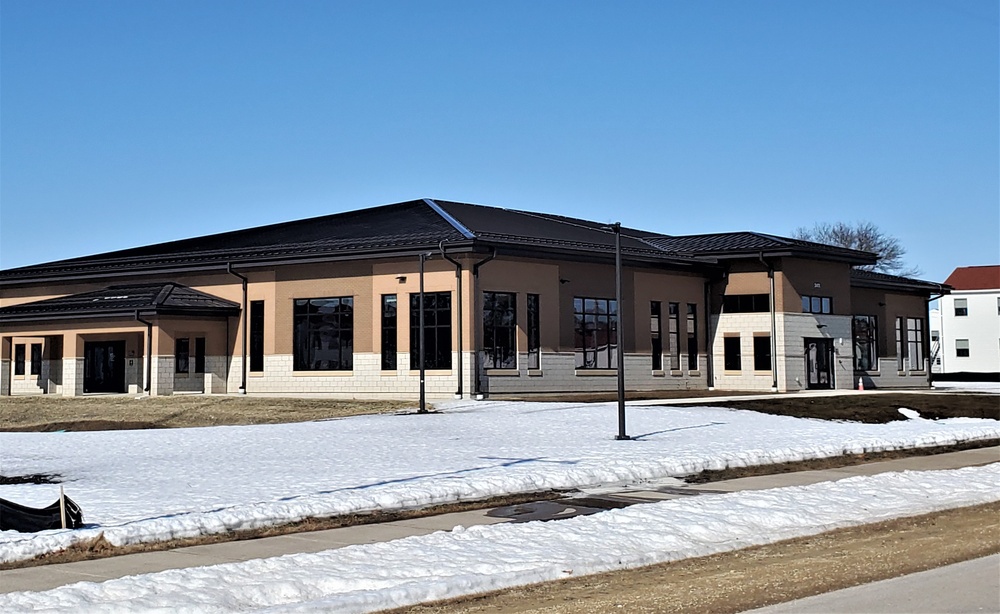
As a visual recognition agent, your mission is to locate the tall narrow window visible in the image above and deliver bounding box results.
[483,291,517,369]
[527,294,540,369]
[194,337,206,374]
[650,301,662,370]
[906,317,924,370]
[30,343,42,376]
[410,292,452,370]
[249,301,264,372]
[895,317,905,370]
[686,303,698,370]
[852,315,878,371]
[573,297,617,369]
[753,335,772,371]
[723,336,741,371]
[956,339,970,357]
[954,298,968,317]
[14,344,25,376]
[293,297,354,371]
[668,302,680,370]
[175,338,190,374]
[381,294,397,370]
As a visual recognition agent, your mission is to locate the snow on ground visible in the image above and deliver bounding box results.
[931,380,1000,393]
[2,400,999,564]
[2,464,998,613]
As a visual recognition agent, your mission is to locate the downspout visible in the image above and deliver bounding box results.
[135,311,153,394]
[227,263,248,394]
[703,278,714,390]
[759,252,778,392]
[471,248,497,398]
[439,242,464,398]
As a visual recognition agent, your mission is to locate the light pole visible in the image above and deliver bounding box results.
[612,222,630,440]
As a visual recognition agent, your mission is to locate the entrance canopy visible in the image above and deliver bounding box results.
[0,283,240,323]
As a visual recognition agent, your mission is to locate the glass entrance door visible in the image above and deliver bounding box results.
[805,338,834,390]
[84,341,127,393]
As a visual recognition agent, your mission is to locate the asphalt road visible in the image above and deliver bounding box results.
[745,553,1000,614]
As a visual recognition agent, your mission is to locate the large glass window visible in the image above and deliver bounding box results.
[381,294,397,370]
[906,317,924,370]
[686,303,698,370]
[574,297,617,369]
[175,338,190,374]
[753,335,771,371]
[30,343,42,376]
[527,294,540,369]
[802,295,833,314]
[895,317,905,370]
[410,292,452,370]
[650,301,662,370]
[194,337,206,374]
[722,294,769,313]
[852,315,878,371]
[249,300,264,372]
[483,291,517,369]
[723,336,741,371]
[668,302,680,370]
[14,344,25,376]
[293,297,354,371]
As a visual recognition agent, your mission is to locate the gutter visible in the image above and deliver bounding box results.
[227,263,249,394]
[439,242,464,398]
[470,249,497,398]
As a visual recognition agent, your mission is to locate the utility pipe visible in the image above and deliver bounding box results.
[135,311,153,393]
[758,252,779,392]
[227,263,249,394]
[439,242,464,398]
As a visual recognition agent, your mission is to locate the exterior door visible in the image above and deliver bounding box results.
[84,341,127,393]
[805,338,834,390]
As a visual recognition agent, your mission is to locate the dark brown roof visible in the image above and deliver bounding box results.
[943,266,1000,291]
[0,283,240,322]
[850,269,949,294]
[646,232,877,264]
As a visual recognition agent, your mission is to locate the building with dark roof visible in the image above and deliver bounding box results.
[0,199,946,397]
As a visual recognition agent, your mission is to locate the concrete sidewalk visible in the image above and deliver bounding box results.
[2,446,997,595]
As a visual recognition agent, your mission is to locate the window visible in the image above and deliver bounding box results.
[895,317,905,370]
[410,292,451,370]
[483,291,517,369]
[175,338,190,374]
[723,294,770,313]
[852,315,878,371]
[527,294,540,369]
[668,302,680,370]
[802,295,833,314]
[723,336,741,371]
[381,294,397,370]
[249,301,264,372]
[14,344,25,376]
[954,298,968,317]
[574,297,617,369]
[650,301,662,370]
[30,343,42,376]
[293,297,354,371]
[753,335,771,371]
[906,318,924,370]
[956,339,970,357]
[686,303,698,370]
[194,337,206,374]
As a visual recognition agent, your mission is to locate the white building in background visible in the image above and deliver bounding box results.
[931,265,1000,377]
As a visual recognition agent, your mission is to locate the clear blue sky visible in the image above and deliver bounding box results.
[2,0,997,283]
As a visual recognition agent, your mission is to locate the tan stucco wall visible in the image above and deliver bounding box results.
[777,258,853,314]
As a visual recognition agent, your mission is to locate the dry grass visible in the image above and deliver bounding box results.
[0,395,417,431]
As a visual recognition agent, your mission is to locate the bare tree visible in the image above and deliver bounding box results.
[793,221,920,277]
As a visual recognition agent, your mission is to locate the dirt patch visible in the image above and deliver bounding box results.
[0,396,416,431]
[387,502,1000,614]
[681,392,1000,423]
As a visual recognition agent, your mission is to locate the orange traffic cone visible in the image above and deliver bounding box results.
[857,377,864,391]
